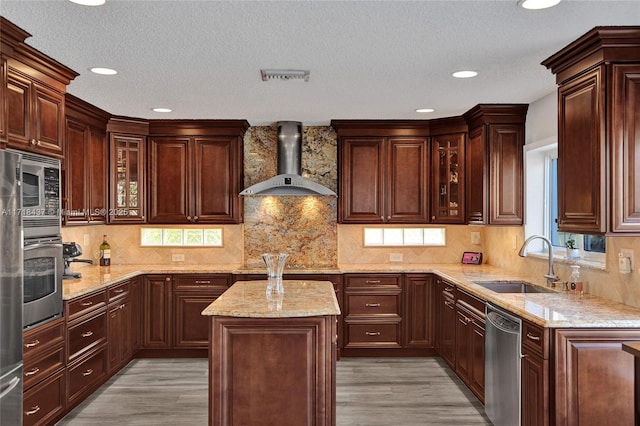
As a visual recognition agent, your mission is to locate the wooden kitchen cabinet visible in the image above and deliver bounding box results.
[431,133,465,223]
[173,274,232,349]
[521,320,549,426]
[437,279,457,369]
[332,120,430,224]
[63,94,109,224]
[463,104,527,225]
[404,274,435,350]
[0,57,7,146]
[343,274,403,353]
[542,28,640,234]
[142,274,173,349]
[108,117,148,224]
[107,280,133,373]
[22,317,66,426]
[147,120,248,224]
[1,18,77,158]
[454,288,485,402]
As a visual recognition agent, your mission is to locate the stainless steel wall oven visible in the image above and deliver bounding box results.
[23,235,63,329]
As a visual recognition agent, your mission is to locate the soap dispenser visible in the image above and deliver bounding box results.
[568,265,582,294]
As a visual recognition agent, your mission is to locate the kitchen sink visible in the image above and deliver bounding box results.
[473,280,555,294]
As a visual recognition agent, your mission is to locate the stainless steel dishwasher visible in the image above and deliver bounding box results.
[485,302,522,426]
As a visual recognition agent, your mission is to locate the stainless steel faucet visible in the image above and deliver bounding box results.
[518,235,559,287]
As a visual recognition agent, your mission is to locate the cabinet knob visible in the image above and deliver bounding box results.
[187,216,191,221]
[193,216,198,222]
[165,277,171,282]
[29,139,37,146]
[387,216,391,220]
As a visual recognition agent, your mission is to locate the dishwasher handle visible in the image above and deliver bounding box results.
[486,309,521,334]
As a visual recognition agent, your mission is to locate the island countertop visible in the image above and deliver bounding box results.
[201,279,341,318]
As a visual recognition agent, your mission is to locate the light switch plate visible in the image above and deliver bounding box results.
[172,254,185,262]
[471,232,481,245]
[389,253,403,262]
[83,234,90,247]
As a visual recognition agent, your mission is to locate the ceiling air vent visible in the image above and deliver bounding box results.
[260,69,310,82]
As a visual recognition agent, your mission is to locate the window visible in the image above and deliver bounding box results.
[363,227,446,246]
[525,139,605,264]
[140,228,223,247]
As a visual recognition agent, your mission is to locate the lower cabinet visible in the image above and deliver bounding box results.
[454,288,485,402]
[404,274,435,350]
[107,280,133,373]
[142,275,173,349]
[22,317,66,426]
[437,279,457,369]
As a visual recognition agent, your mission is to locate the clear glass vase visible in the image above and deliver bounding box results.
[262,252,289,278]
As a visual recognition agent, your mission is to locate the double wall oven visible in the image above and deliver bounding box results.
[9,149,64,329]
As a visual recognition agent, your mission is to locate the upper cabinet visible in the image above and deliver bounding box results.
[463,104,528,225]
[1,17,78,158]
[64,95,110,224]
[542,26,640,235]
[332,121,430,224]
[107,118,149,224]
[147,120,249,224]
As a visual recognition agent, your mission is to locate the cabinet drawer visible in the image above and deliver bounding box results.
[23,345,65,391]
[455,288,485,315]
[346,294,400,317]
[67,311,107,361]
[345,274,402,289]
[108,281,130,303]
[23,317,64,358]
[23,369,65,426]
[66,291,107,321]
[67,348,108,404]
[345,322,402,348]
[173,274,232,290]
[522,320,548,358]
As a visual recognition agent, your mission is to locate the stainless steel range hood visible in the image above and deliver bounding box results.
[240,121,337,196]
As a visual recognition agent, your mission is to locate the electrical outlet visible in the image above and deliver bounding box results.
[513,235,518,250]
[619,249,634,273]
[83,234,90,247]
[172,254,185,262]
[389,253,403,262]
[471,232,481,245]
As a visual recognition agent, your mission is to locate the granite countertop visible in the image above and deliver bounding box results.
[62,262,640,328]
[201,279,341,318]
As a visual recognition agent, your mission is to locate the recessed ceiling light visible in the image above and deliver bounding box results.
[152,107,172,113]
[518,0,561,10]
[69,0,106,6]
[90,67,117,75]
[452,70,478,79]
[415,108,435,113]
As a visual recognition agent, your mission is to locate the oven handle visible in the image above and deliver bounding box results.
[24,242,63,252]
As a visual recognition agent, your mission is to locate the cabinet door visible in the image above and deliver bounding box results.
[32,83,64,157]
[339,137,385,223]
[130,278,142,353]
[7,70,31,146]
[554,328,639,426]
[193,137,242,223]
[522,347,549,426]
[143,275,172,349]
[108,298,132,373]
[465,127,486,223]
[488,124,523,225]
[386,137,429,223]
[64,119,90,223]
[148,137,191,223]
[558,67,605,234]
[432,133,465,223]
[109,134,146,223]
[455,305,472,381]
[87,125,108,222]
[440,292,456,369]
[469,317,485,403]
[611,64,640,233]
[174,291,221,348]
[404,274,434,348]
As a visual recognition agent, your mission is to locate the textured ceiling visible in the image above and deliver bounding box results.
[2,0,639,125]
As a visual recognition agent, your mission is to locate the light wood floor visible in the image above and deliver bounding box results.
[56,357,490,425]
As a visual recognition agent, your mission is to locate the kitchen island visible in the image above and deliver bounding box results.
[202,279,341,426]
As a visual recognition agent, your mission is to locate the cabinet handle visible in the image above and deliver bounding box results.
[526,332,541,341]
[29,139,37,146]
[113,288,124,293]
[81,331,94,338]
[25,367,40,377]
[187,216,191,221]
[120,304,125,309]
[444,286,454,292]
[166,277,171,282]
[365,331,381,336]
[444,300,454,308]
[365,303,381,307]
[82,369,94,377]
[195,280,211,284]
[193,216,198,221]
[386,216,391,220]
[24,339,40,348]
[80,301,93,307]
[25,406,41,416]
[365,280,381,284]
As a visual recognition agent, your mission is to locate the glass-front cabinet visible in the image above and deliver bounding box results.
[109,133,146,223]
[431,133,465,223]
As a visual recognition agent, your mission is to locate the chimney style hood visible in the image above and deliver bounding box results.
[239,121,337,196]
